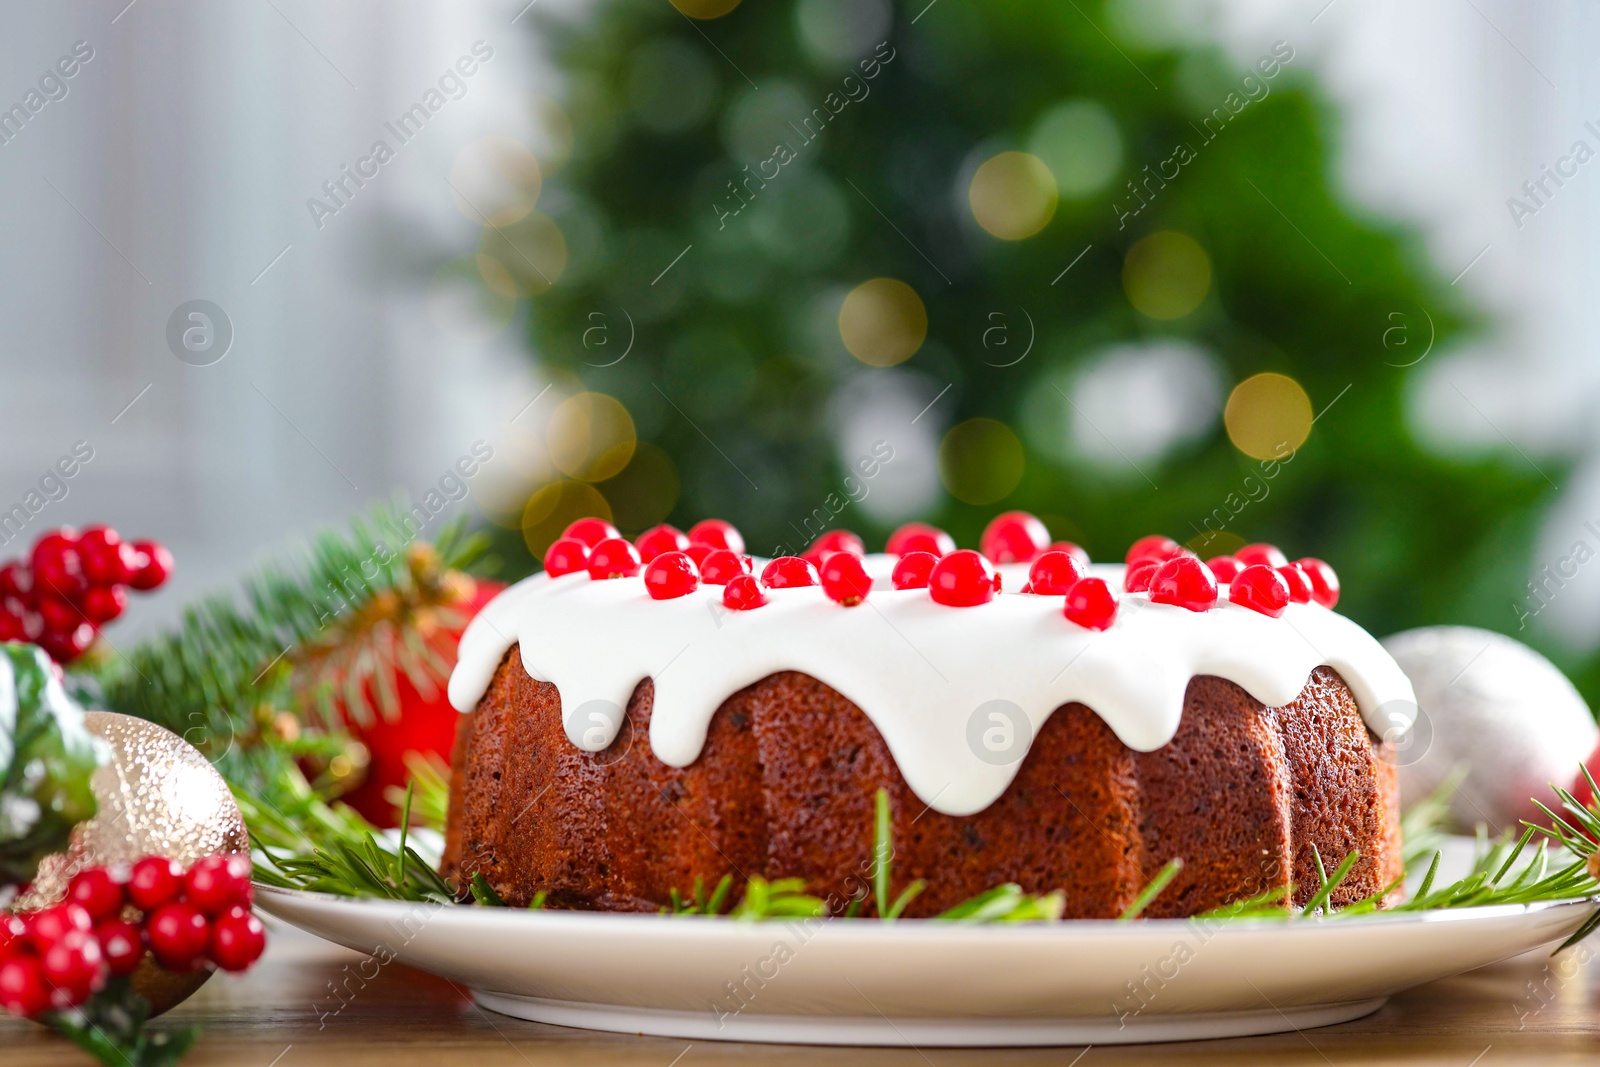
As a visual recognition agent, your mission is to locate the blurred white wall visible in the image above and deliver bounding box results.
[0,0,549,631]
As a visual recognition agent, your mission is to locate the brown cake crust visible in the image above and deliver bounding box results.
[442,647,1401,918]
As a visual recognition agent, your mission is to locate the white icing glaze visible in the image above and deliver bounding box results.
[448,555,1416,817]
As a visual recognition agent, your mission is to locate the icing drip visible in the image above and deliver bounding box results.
[448,555,1416,817]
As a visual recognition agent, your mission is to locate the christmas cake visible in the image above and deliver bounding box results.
[441,514,1413,918]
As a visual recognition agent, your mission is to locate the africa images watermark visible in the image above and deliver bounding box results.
[0,40,95,148]
[1505,116,1600,230]
[1113,40,1296,230]
[1186,441,1297,554]
[0,440,95,547]
[766,439,895,558]
[313,899,446,1028]
[1510,518,1600,632]
[713,41,898,230]
[306,40,495,230]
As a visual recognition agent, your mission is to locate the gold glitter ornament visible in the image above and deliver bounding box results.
[18,711,249,1014]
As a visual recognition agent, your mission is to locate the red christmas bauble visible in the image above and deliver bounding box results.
[336,577,504,826]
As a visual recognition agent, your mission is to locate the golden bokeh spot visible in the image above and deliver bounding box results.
[838,278,927,367]
[477,212,567,297]
[547,392,637,482]
[1224,373,1313,460]
[522,480,612,559]
[939,418,1026,505]
[670,0,742,17]
[476,253,518,300]
[1186,530,1244,558]
[1122,231,1212,320]
[968,151,1058,240]
[449,136,542,227]
[598,442,680,532]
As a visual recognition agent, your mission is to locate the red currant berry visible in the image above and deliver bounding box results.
[128,856,186,911]
[0,611,26,643]
[635,524,689,563]
[208,905,266,973]
[1206,555,1242,583]
[1047,541,1091,567]
[687,519,744,556]
[542,537,590,577]
[1229,564,1290,618]
[0,956,50,1018]
[1295,558,1340,609]
[802,531,864,567]
[683,543,714,567]
[643,551,699,600]
[80,584,127,624]
[1024,550,1086,596]
[32,550,86,600]
[95,919,143,977]
[1124,561,1159,593]
[67,867,127,922]
[26,903,92,952]
[77,527,124,585]
[561,517,620,549]
[891,551,938,590]
[760,556,820,589]
[928,550,1000,607]
[697,549,750,586]
[586,538,642,580]
[1235,543,1288,569]
[1064,577,1118,631]
[184,854,253,917]
[1149,555,1218,612]
[819,552,872,606]
[1277,563,1314,604]
[128,541,173,591]
[722,575,768,611]
[40,928,105,1006]
[886,522,954,558]
[1125,534,1181,569]
[0,562,29,597]
[147,903,210,971]
[980,511,1050,564]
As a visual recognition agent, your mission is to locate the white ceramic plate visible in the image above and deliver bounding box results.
[255,882,1598,1047]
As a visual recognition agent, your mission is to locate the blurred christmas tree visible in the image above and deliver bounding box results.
[485,0,1575,689]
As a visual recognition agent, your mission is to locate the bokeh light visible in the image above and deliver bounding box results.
[449,136,541,227]
[670,0,742,17]
[939,418,1026,504]
[1122,231,1211,320]
[838,278,927,367]
[795,0,892,65]
[547,392,637,482]
[598,442,680,531]
[522,480,613,559]
[476,212,567,297]
[1064,340,1224,471]
[626,38,717,134]
[968,151,1058,240]
[1224,372,1313,460]
[721,81,811,167]
[1027,100,1123,198]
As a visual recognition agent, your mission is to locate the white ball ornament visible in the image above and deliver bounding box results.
[1382,626,1597,833]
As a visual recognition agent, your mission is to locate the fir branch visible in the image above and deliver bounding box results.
[74,504,484,814]
[47,978,197,1067]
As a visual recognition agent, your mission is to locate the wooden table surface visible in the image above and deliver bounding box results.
[5,924,1599,1066]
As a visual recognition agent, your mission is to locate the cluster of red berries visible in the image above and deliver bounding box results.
[0,526,172,664]
[535,511,1340,631]
[1122,536,1339,618]
[0,854,263,1019]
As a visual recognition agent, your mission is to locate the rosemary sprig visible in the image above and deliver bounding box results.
[1119,859,1183,921]
[873,789,925,921]
[664,874,826,919]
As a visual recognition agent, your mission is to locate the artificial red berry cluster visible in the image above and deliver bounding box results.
[0,854,264,1020]
[0,526,172,665]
